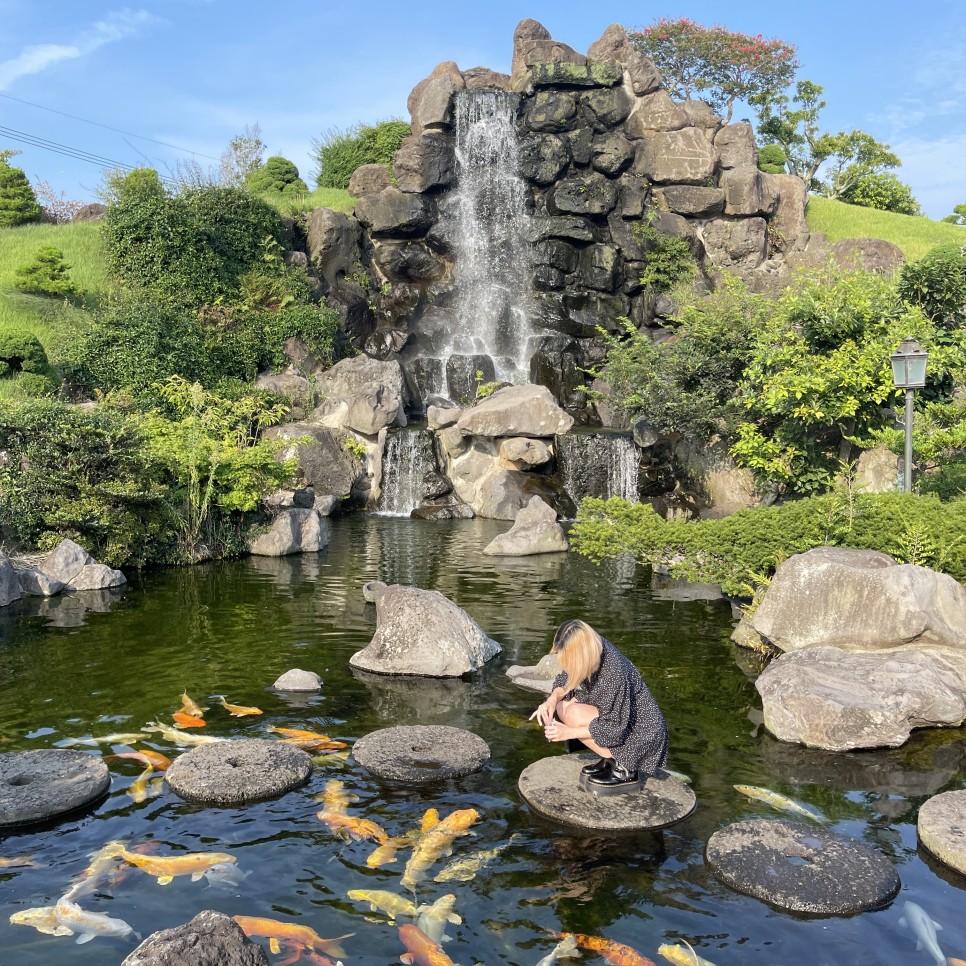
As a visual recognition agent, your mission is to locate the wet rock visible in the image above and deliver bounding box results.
[706,819,900,914]
[917,789,966,876]
[457,384,574,438]
[519,134,571,185]
[528,216,596,244]
[576,244,622,292]
[483,495,569,556]
[524,91,578,133]
[756,645,966,750]
[122,910,270,966]
[506,652,564,693]
[518,754,695,830]
[0,749,110,828]
[353,725,490,782]
[0,555,22,606]
[750,547,966,652]
[349,583,501,677]
[547,172,618,216]
[372,240,445,283]
[272,668,322,691]
[363,579,386,603]
[166,739,312,806]
[249,509,328,557]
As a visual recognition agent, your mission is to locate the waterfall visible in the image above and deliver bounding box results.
[556,432,641,509]
[376,428,437,516]
[442,89,533,386]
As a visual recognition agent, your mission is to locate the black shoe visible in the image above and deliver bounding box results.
[587,761,639,787]
[580,757,611,778]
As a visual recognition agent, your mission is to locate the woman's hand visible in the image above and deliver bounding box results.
[529,698,557,727]
[543,720,570,743]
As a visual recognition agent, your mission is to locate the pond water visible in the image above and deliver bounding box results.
[0,516,964,965]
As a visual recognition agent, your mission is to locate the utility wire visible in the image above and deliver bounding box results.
[0,91,221,162]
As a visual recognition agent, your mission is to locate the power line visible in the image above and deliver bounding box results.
[0,92,221,163]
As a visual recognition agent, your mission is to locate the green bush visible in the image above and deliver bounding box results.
[247,156,309,196]
[0,160,42,227]
[757,144,787,174]
[897,242,966,330]
[571,491,966,596]
[13,245,75,297]
[633,213,697,292]
[842,172,922,216]
[312,119,411,190]
[0,330,58,394]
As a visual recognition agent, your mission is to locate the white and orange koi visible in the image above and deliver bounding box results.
[143,720,224,746]
[110,748,172,771]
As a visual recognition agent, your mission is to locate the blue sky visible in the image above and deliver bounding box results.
[1,1,964,220]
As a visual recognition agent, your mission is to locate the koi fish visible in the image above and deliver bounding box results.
[366,835,415,869]
[172,711,206,728]
[434,842,508,882]
[399,923,456,966]
[143,720,225,746]
[657,941,720,966]
[899,901,945,966]
[558,932,656,966]
[733,785,827,823]
[316,809,388,844]
[312,750,351,767]
[217,696,263,717]
[62,733,147,747]
[536,933,580,966]
[420,808,440,833]
[53,896,139,944]
[274,942,344,966]
[110,749,172,770]
[0,854,41,869]
[271,726,347,749]
[232,915,352,957]
[128,765,155,803]
[179,691,208,716]
[312,779,358,815]
[9,905,73,937]
[62,840,129,902]
[415,893,460,944]
[401,808,479,890]
[347,888,417,920]
[113,844,237,885]
[202,861,250,888]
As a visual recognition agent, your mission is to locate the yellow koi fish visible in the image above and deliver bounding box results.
[733,785,827,823]
[312,750,351,767]
[110,749,172,771]
[366,830,421,869]
[232,915,352,957]
[398,923,455,966]
[420,808,440,833]
[347,888,417,920]
[62,732,147,747]
[658,941,720,966]
[316,809,388,844]
[434,843,507,882]
[401,808,479,890]
[53,897,138,944]
[415,893,460,944]
[113,844,237,885]
[179,691,208,716]
[143,720,225,746]
[218,696,263,717]
[128,765,155,803]
[62,840,129,902]
[270,726,347,749]
[312,779,357,815]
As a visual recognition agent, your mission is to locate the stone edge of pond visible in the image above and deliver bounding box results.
[353,725,491,783]
[917,789,966,877]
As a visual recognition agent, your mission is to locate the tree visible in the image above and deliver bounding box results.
[629,18,798,124]
[815,130,903,200]
[219,123,266,188]
[0,157,42,227]
[841,172,921,215]
[32,179,86,223]
[942,203,966,225]
[246,155,308,196]
[14,246,75,296]
[99,166,167,205]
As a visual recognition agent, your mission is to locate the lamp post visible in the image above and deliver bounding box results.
[890,336,929,493]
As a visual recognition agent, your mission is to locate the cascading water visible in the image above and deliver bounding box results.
[441,88,534,386]
[376,427,437,516]
[555,432,641,510]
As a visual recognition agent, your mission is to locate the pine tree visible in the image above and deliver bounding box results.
[0,160,43,227]
[14,246,75,296]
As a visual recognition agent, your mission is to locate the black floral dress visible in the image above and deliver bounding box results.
[553,637,668,775]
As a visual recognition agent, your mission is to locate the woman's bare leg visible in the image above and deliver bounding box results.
[557,699,611,758]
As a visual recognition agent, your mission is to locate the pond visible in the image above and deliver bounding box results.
[0,516,964,965]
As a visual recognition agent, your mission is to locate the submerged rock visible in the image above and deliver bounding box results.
[272,668,322,691]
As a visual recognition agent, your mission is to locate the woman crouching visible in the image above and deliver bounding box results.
[529,619,668,789]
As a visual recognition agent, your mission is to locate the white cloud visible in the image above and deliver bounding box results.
[0,8,156,91]
[891,133,966,219]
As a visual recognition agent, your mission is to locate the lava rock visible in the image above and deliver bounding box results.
[122,910,269,966]
[353,725,490,782]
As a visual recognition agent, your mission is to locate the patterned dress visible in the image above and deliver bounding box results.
[553,637,668,776]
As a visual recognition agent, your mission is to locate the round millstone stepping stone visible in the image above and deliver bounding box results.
[0,749,110,828]
[353,725,490,783]
[918,789,966,876]
[706,819,900,914]
[518,754,695,831]
[166,739,312,806]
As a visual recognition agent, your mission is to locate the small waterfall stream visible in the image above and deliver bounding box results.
[555,432,641,509]
[376,427,437,516]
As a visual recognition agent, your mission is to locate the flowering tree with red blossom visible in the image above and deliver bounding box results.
[628,18,798,124]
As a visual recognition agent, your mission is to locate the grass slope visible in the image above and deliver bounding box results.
[806,196,965,263]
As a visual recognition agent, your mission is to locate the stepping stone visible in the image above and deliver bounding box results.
[0,749,110,828]
[918,789,966,876]
[166,739,312,806]
[353,725,490,783]
[706,818,900,914]
[518,753,695,830]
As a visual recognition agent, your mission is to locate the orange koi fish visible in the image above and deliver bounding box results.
[312,779,357,816]
[274,942,342,966]
[401,808,479,891]
[270,726,346,747]
[112,844,237,885]
[399,923,456,966]
[218,696,263,717]
[232,915,351,957]
[111,749,173,771]
[172,711,206,728]
[179,691,208,716]
[316,809,388,844]
[558,932,656,966]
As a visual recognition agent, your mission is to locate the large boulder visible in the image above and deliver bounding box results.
[830,238,905,276]
[313,356,409,436]
[355,188,434,237]
[0,555,22,607]
[750,547,966,652]
[586,23,662,95]
[408,61,464,134]
[305,208,363,291]
[483,495,569,556]
[349,583,502,677]
[456,384,574,438]
[37,539,126,592]
[393,133,455,194]
[248,509,329,557]
[756,646,966,750]
[635,129,716,184]
[122,910,269,966]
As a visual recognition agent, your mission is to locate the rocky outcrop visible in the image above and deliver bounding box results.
[456,385,574,438]
[314,356,409,436]
[349,582,501,677]
[37,538,126,592]
[122,910,269,966]
[264,423,365,504]
[248,508,329,557]
[483,495,569,555]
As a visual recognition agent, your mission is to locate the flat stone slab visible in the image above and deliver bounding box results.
[518,754,695,830]
[706,819,900,914]
[0,749,110,828]
[353,725,490,783]
[918,789,966,876]
[166,739,312,806]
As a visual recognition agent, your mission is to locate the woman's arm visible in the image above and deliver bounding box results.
[529,686,566,726]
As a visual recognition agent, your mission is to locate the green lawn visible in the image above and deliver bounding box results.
[805,196,966,263]
[0,221,108,292]
[259,186,356,217]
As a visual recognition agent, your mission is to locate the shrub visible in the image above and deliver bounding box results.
[247,156,309,196]
[0,330,58,394]
[13,245,76,297]
[897,243,966,330]
[758,144,787,174]
[633,213,697,291]
[842,172,922,216]
[312,119,411,190]
[99,166,167,205]
[0,160,42,227]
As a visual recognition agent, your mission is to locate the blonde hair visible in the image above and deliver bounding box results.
[551,619,603,694]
